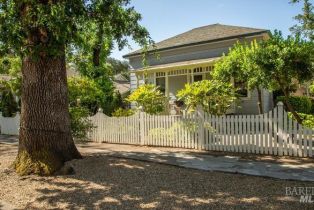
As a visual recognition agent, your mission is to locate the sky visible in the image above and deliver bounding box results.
[111,0,304,60]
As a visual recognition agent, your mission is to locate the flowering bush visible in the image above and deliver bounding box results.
[177,80,237,115]
[127,84,166,114]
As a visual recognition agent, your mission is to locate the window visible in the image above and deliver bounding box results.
[193,75,203,82]
[156,77,166,93]
[234,80,249,97]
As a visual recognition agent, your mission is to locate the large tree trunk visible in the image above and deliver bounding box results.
[257,88,264,114]
[14,54,82,176]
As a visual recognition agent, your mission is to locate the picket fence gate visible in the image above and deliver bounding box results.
[88,102,314,157]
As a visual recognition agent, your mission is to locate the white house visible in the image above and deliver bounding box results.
[123,24,274,114]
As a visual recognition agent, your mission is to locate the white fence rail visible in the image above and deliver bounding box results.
[89,103,314,157]
[0,113,20,135]
[0,103,312,157]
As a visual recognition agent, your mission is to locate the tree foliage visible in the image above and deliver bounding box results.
[107,57,129,75]
[112,107,135,117]
[68,76,103,113]
[177,80,237,115]
[0,55,21,116]
[290,0,314,41]
[127,84,166,114]
[212,41,268,113]
[254,31,314,123]
[69,106,94,141]
[0,0,152,175]
[0,90,18,117]
[0,55,21,75]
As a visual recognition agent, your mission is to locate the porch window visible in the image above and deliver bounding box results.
[193,75,203,82]
[234,80,249,97]
[156,77,166,93]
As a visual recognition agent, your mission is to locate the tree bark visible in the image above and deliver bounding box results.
[256,88,264,114]
[282,88,303,124]
[14,54,82,176]
[93,47,101,67]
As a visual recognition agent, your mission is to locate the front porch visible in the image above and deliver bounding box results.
[132,57,273,115]
[134,57,220,101]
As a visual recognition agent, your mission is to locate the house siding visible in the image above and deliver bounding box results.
[128,33,273,114]
[235,89,273,114]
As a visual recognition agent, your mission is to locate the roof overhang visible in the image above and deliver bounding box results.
[123,30,269,58]
[134,57,221,74]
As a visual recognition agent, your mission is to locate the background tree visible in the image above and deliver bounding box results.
[177,80,237,115]
[255,31,314,124]
[0,0,151,175]
[68,76,104,114]
[107,57,130,80]
[0,90,18,117]
[212,41,268,114]
[0,55,22,116]
[290,0,314,40]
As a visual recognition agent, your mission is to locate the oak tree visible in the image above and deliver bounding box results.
[0,0,151,175]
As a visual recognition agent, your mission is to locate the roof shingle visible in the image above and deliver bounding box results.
[123,24,268,58]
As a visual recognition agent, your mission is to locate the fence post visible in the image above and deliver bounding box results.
[197,106,205,150]
[277,102,284,156]
[140,110,145,145]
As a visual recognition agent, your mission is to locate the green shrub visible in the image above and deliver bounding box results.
[0,91,19,117]
[311,99,314,114]
[177,80,237,115]
[301,114,314,129]
[68,76,104,114]
[276,96,312,114]
[112,108,135,117]
[127,84,166,114]
[288,112,314,129]
[69,107,94,141]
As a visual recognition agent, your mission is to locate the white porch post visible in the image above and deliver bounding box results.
[191,68,194,83]
[187,69,191,83]
[153,72,156,85]
[142,73,145,84]
[202,67,206,80]
[165,72,169,97]
[136,74,139,88]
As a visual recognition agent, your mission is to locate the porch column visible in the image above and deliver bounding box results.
[165,72,169,97]
[153,72,156,85]
[202,67,206,80]
[136,74,139,88]
[187,69,191,83]
[142,73,145,84]
[191,68,194,83]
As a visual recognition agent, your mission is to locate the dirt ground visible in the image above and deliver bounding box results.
[0,144,313,210]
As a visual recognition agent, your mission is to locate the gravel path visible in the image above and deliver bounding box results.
[0,144,313,210]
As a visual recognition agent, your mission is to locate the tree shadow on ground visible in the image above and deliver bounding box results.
[24,155,311,210]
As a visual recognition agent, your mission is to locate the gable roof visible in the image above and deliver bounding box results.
[123,24,268,58]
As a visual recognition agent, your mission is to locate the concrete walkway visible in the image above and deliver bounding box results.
[1,135,314,182]
[79,143,314,182]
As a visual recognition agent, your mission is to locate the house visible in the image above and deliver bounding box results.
[123,23,273,114]
[113,73,130,98]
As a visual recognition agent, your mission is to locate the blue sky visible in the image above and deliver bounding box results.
[111,0,304,60]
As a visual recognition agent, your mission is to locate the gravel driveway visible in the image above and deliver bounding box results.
[0,144,313,210]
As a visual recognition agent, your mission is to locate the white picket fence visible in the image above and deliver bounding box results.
[89,103,314,157]
[0,113,20,135]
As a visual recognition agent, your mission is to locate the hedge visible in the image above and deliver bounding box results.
[276,96,312,114]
